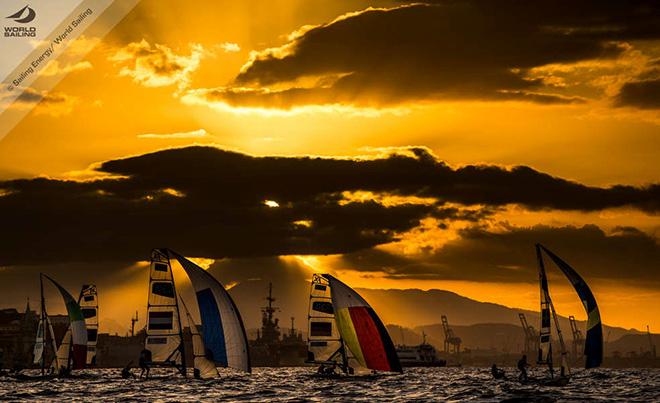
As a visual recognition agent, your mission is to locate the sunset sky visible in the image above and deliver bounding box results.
[0,0,658,334]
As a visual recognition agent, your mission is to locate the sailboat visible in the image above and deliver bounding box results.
[144,248,250,378]
[51,285,99,372]
[534,244,603,386]
[306,274,402,376]
[26,274,88,379]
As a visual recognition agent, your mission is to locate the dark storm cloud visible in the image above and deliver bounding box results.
[0,146,658,265]
[615,79,660,109]
[338,224,660,285]
[12,88,70,105]
[212,0,659,108]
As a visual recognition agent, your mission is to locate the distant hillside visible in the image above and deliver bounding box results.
[386,322,658,359]
[227,279,641,345]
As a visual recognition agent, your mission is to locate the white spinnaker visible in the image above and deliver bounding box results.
[307,274,343,364]
[170,251,250,373]
[180,297,219,379]
[146,250,183,365]
[79,285,99,365]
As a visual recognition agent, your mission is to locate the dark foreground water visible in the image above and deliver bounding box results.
[1,367,659,402]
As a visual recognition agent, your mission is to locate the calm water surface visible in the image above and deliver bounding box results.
[1,367,658,402]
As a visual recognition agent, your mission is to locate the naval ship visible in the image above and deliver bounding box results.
[249,283,307,367]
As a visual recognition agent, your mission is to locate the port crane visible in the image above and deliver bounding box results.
[569,315,584,362]
[648,325,657,358]
[441,315,461,355]
[518,313,539,357]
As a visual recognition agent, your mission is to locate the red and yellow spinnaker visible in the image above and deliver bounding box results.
[324,274,402,373]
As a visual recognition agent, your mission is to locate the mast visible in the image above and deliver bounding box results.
[40,274,45,376]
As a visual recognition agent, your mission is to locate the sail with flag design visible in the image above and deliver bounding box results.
[307,274,401,374]
[50,285,99,371]
[145,249,186,372]
[538,244,603,369]
[42,274,88,370]
[168,249,251,373]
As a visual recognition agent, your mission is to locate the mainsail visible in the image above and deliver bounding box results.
[322,274,401,373]
[307,274,346,367]
[538,244,603,369]
[180,296,219,379]
[80,285,99,366]
[168,249,251,373]
[42,274,88,370]
[145,249,185,369]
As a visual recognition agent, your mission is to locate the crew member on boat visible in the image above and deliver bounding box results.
[139,348,152,379]
[517,354,529,381]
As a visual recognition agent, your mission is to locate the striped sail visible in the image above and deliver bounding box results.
[169,250,251,373]
[539,245,603,369]
[42,274,88,369]
[307,274,344,365]
[79,285,99,366]
[180,297,219,379]
[325,274,402,373]
[145,249,184,366]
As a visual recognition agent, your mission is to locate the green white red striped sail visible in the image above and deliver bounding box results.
[52,285,100,370]
[42,274,88,369]
[324,274,401,373]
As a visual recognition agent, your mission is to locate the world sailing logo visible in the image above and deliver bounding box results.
[6,5,36,23]
[4,5,36,37]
